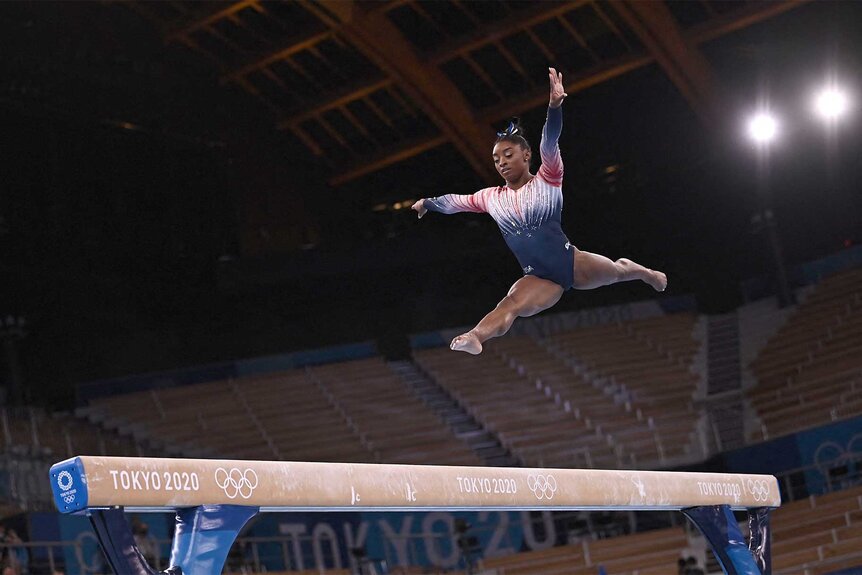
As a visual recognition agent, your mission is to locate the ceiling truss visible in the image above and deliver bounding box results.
[127,0,808,187]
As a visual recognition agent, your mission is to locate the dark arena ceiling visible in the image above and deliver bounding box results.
[123,0,805,186]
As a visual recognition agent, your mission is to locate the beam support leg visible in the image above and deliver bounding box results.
[89,505,260,575]
[682,504,772,575]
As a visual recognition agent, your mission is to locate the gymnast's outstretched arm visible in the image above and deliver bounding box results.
[411,190,489,219]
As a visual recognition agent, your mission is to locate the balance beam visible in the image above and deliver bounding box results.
[50,455,779,512]
[49,456,780,575]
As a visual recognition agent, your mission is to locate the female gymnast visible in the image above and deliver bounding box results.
[412,67,667,355]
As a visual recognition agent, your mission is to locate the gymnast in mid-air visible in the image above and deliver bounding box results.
[412,67,667,355]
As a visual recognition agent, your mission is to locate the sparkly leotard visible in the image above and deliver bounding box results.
[423,106,575,289]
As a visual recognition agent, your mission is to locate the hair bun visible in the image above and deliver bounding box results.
[497,117,522,138]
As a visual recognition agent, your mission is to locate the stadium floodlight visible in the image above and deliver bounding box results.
[815,87,849,120]
[748,113,778,144]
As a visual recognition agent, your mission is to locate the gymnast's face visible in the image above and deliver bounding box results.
[493,140,531,185]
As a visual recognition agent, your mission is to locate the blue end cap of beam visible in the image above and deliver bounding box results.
[49,457,89,514]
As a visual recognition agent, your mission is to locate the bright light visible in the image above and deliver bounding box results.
[815,88,849,120]
[748,113,778,143]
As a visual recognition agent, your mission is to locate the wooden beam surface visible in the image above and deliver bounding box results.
[51,455,781,512]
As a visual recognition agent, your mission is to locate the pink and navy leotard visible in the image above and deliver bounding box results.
[423,106,576,289]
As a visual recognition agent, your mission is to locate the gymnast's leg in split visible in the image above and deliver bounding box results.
[571,250,667,292]
[449,251,667,355]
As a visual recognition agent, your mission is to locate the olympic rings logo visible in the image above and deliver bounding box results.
[527,474,557,500]
[747,479,770,502]
[215,467,259,499]
[813,435,862,480]
[57,470,76,503]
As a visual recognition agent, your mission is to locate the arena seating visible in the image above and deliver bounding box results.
[307,358,480,465]
[1,407,141,459]
[0,407,148,510]
[749,268,862,439]
[227,370,372,462]
[86,370,372,461]
[771,484,862,574]
[72,268,861,469]
[413,313,702,469]
[414,341,613,469]
[77,267,862,469]
[541,313,702,466]
[84,358,477,465]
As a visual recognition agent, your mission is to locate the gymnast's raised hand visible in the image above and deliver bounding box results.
[413,67,667,355]
[548,65,567,107]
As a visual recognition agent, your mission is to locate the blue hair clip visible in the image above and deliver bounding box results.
[496,120,518,138]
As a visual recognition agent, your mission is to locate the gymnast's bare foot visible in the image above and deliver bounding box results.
[451,332,483,355]
[647,270,668,292]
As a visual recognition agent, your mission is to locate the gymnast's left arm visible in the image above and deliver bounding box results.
[538,67,566,187]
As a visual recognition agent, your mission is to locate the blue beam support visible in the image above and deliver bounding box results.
[683,505,772,575]
[88,505,259,575]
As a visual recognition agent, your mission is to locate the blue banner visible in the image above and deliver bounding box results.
[27,512,174,574]
[241,509,540,571]
[722,433,802,475]
[58,514,105,575]
[795,416,862,495]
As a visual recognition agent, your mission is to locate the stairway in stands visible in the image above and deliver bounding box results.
[388,360,520,467]
[705,313,746,451]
